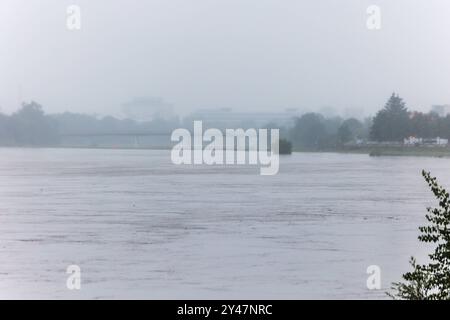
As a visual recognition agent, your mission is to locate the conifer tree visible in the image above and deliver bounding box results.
[370,93,410,141]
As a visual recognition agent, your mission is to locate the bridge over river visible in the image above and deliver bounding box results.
[60,132,173,148]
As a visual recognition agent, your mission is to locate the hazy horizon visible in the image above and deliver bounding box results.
[1,0,449,118]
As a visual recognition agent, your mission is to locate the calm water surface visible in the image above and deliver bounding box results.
[0,148,448,299]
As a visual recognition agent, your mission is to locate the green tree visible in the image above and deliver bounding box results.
[0,113,14,145]
[389,171,450,300]
[11,101,60,146]
[409,111,440,139]
[337,123,352,145]
[337,118,364,145]
[290,113,327,150]
[370,93,410,142]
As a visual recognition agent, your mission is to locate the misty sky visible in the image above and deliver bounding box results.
[1,0,449,118]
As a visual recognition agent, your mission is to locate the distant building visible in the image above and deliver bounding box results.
[424,137,448,146]
[122,97,174,121]
[404,136,448,146]
[431,105,450,117]
[404,136,423,145]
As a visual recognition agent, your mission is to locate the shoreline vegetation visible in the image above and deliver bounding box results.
[389,171,450,300]
[297,145,450,158]
[2,144,450,159]
[2,93,450,159]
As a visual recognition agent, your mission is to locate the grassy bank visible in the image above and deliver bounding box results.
[293,146,450,158]
[366,146,450,158]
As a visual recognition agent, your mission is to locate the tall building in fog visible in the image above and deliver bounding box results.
[431,105,450,117]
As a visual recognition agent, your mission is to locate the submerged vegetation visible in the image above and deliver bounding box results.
[278,138,292,154]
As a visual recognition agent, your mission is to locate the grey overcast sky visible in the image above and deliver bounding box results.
[0,0,449,117]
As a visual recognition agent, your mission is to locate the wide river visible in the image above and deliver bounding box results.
[0,148,448,299]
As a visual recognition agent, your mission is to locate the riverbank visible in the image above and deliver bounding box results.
[294,146,450,158]
[2,144,450,159]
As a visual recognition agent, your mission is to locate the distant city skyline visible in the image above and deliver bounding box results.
[1,0,450,118]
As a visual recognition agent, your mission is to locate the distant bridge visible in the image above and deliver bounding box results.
[60,132,174,148]
[60,132,173,137]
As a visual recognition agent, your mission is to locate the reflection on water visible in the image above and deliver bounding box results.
[0,148,447,299]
